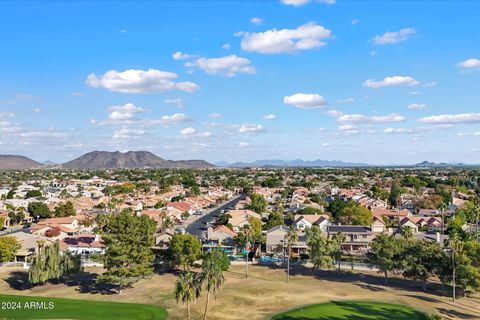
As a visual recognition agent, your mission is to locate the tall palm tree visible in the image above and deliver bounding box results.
[242,225,253,278]
[449,235,463,302]
[285,226,298,283]
[437,201,448,235]
[200,252,225,320]
[174,271,201,320]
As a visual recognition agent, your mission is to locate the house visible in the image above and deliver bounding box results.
[265,225,308,255]
[371,207,411,221]
[293,214,329,231]
[206,225,237,248]
[30,217,80,237]
[327,225,375,253]
[399,217,420,233]
[372,216,387,233]
[3,231,53,262]
[166,202,194,216]
[427,217,444,233]
[227,209,261,232]
[60,235,104,256]
[155,232,174,251]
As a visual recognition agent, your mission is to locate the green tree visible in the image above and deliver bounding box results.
[0,236,21,262]
[25,190,42,198]
[28,202,52,219]
[368,234,401,284]
[174,271,201,320]
[97,209,156,293]
[389,182,402,207]
[306,225,334,270]
[248,193,267,214]
[266,211,284,229]
[401,240,444,291]
[8,211,24,225]
[167,233,202,271]
[328,198,347,222]
[54,201,76,217]
[339,202,373,225]
[199,249,226,320]
[28,241,81,284]
[332,232,346,271]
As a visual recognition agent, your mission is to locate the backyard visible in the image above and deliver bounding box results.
[0,264,479,320]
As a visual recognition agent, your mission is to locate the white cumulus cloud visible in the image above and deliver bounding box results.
[238,123,265,134]
[113,128,146,139]
[108,103,145,121]
[86,69,199,93]
[418,113,480,124]
[180,127,196,135]
[172,51,191,60]
[371,27,415,45]
[161,113,189,126]
[262,114,277,120]
[384,127,415,134]
[363,76,419,88]
[186,55,256,77]
[240,22,332,54]
[457,58,480,69]
[284,93,327,108]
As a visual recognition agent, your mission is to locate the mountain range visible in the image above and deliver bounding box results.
[216,159,370,168]
[0,151,213,169]
[216,159,475,168]
[0,152,476,170]
[0,155,43,170]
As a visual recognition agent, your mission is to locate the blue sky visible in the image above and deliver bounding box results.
[0,0,479,164]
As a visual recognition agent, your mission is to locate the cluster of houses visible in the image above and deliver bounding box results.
[197,185,468,259]
[0,178,236,264]
[0,172,474,265]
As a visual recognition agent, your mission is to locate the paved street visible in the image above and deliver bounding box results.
[185,193,246,238]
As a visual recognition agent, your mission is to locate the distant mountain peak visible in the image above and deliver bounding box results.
[61,150,213,169]
[0,155,43,169]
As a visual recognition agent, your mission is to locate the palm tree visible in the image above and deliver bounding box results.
[200,252,225,320]
[332,232,346,271]
[449,235,463,302]
[285,226,298,283]
[242,225,253,278]
[437,202,448,235]
[174,272,201,320]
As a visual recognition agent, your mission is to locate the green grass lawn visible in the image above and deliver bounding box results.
[0,294,167,320]
[272,300,428,320]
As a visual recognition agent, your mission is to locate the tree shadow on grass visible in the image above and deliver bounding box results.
[4,270,117,295]
[274,301,428,320]
[62,272,117,295]
[4,271,34,290]
[276,263,445,296]
[436,307,479,319]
